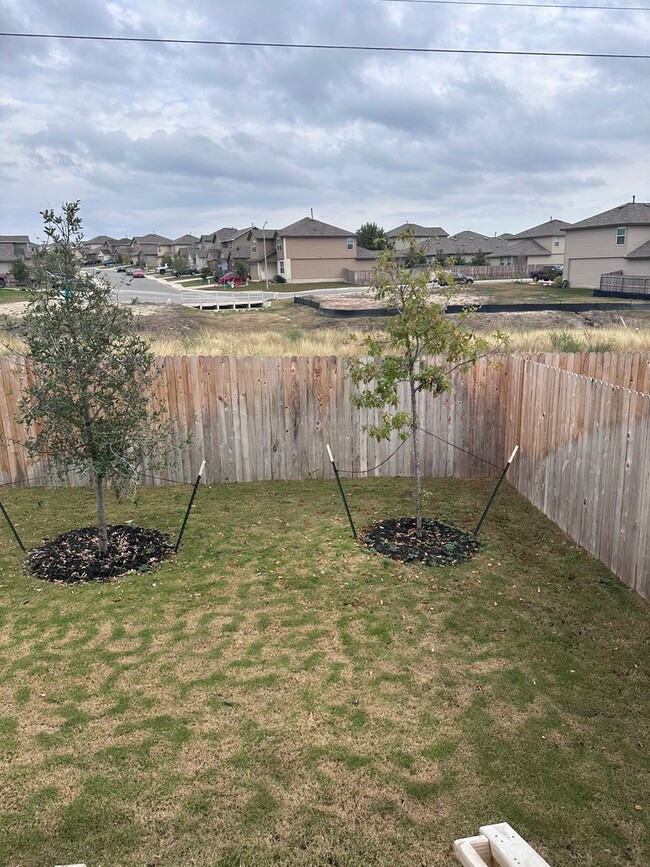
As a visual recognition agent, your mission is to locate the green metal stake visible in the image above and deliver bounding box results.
[327,444,357,540]
[474,445,519,537]
[0,498,26,552]
[175,460,206,552]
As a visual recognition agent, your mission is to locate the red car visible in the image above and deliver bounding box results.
[216,271,247,286]
[131,268,146,278]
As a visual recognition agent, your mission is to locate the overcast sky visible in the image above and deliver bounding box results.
[1,0,649,242]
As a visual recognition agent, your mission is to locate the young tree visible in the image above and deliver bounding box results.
[11,258,30,286]
[18,202,173,555]
[350,248,505,532]
[356,221,389,250]
[471,248,487,266]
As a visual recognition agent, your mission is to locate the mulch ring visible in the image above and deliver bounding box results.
[27,524,175,583]
[361,517,480,566]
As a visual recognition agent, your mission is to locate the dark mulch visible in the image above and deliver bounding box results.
[27,524,175,583]
[361,517,480,566]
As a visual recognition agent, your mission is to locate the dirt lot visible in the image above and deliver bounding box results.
[3,296,650,348]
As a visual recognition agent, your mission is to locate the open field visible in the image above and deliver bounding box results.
[2,294,650,357]
[0,478,648,867]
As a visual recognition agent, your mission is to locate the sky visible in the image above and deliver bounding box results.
[1,0,649,242]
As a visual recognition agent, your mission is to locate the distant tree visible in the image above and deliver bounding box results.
[454,253,466,266]
[471,248,487,266]
[350,248,506,532]
[172,252,188,273]
[356,222,389,250]
[161,253,173,268]
[434,249,447,267]
[233,260,249,280]
[115,251,129,265]
[18,202,174,556]
[10,258,29,286]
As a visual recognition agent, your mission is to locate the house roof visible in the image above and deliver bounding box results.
[511,219,572,239]
[566,202,650,230]
[0,235,31,244]
[85,235,119,245]
[626,240,650,259]
[488,239,550,258]
[279,217,353,237]
[387,223,448,238]
[173,234,200,245]
[356,247,380,260]
[248,227,278,240]
[132,233,173,244]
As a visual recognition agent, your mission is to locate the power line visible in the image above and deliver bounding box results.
[0,32,648,60]
[376,0,650,11]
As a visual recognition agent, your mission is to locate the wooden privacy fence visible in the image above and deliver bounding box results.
[0,354,648,598]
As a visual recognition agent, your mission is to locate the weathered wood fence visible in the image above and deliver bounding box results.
[0,353,648,597]
[598,272,650,298]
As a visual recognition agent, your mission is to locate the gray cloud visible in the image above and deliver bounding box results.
[1,0,648,238]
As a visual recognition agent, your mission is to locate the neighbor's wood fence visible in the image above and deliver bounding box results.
[599,272,650,298]
[0,353,648,598]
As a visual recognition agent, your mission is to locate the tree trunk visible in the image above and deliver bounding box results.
[94,474,108,555]
[410,379,423,533]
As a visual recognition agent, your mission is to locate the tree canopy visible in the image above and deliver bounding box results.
[355,222,389,250]
[350,248,506,530]
[18,202,174,554]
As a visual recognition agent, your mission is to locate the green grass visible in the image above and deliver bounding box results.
[0,287,29,303]
[0,478,647,866]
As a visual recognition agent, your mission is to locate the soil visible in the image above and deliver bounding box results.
[361,517,480,566]
[27,524,175,583]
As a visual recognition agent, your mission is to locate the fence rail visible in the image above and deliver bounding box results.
[0,353,648,598]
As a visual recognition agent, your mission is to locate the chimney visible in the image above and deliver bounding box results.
[632,195,636,203]
[310,208,314,220]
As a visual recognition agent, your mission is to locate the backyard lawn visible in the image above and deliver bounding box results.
[0,478,648,867]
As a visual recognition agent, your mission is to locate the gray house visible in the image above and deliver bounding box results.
[0,235,33,272]
[564,202,650,288]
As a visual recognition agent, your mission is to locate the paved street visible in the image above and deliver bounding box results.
[85,268,369,308]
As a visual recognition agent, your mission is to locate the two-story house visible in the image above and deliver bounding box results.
[564,202,650,288]
[509,219,572,266]
[129,233,173,269]
[275,217,378,282]
[0,235,34,272]
[386,223,449,256]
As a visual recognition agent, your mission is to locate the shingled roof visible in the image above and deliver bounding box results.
[387,223,448,238]
[278,218,353,237]
[626,240,650,259]
[512,219,572,239]
[566,202,650,230]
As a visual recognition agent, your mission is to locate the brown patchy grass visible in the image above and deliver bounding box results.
[0,478,648,866]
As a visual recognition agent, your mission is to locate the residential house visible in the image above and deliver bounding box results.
[509,218,572,266]
[0,235,34,272]
[386,223,449,257]
[485,238,551,271]
[244,227,279,282]
[274,217,378,282]
[129,233,173,269]
[563,201,650,288]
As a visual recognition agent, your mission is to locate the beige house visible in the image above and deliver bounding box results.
[564,202,650,288]
[275,217,377,282]
[386,223,448,255]
[510,218,571,265]
[129,233,173,268]
[0,235,34,272]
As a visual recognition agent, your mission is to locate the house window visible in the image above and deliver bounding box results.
[347,237,355,250]
[251,239,257,253]
[279,260,285,275]
[616,226,626,245]
[553,236,561,248]
[499,256,513,266]
[276,237,282,253]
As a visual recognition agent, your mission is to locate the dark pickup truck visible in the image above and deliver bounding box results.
[529,265,563,282]
[0,273,9,288]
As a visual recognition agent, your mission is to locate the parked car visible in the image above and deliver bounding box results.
[177,267,199,276]
[131,268,146,278]
[116,265,127,273]
[530,265,563,282]
[436,272,474,287]
[216,271,248,286]
[0,273,8,288]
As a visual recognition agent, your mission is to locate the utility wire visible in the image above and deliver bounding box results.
[0,32,648,59]
[377,0,650,11]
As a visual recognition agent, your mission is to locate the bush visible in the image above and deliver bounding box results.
[271,274,287,283]
[553,276,563,288]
